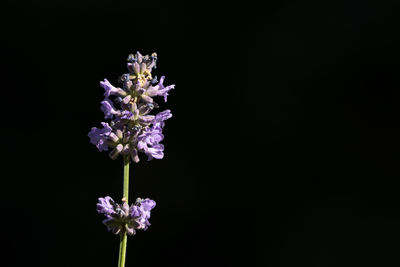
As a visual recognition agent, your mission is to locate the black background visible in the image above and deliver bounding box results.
[1,0,400,266]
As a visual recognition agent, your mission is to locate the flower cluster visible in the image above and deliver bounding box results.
[88,52,174,162]
[97,196,156,235]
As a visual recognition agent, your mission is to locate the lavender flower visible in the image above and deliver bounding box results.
[97,196,115,216]
[100,79,127,98]
[154,109,172,128]
[131,198,157,230]
[97,196,156,235]
[146,76,175,102]
[88,52,174,162]
[90,52,171,267]
[88,122,112,152]
[100,99,120,119]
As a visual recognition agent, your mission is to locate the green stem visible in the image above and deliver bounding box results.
[123,156,129,202]
[118,232,127,267]
[118,156,130,267]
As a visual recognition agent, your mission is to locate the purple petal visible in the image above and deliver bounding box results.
[100,99,120,119]
[145,76,175,102]
[88,122,112,152]
[97,196,115,216]
[141,199,156,211]
[154,110,172,128]
[100,79,126,97]
[146,144,164,160]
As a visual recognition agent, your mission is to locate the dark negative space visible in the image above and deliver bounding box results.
[1,1,400,266]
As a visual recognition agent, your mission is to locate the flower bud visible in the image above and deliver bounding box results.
[130,126,141,139]
[116,129,123,139]
[133,62,140,74]
[136,51,143,63]
[140,63,147,74]
[138,103,154,115]
[108,132,119,143]
[130,148,140,163]
[133,109,139,120]
[122,95,132,104]
[122,144,130,155]
[123,79,133,91]
[136,87,145,95]
[109,144,123,160]
[126,225,135,236]
[139,115,155,124]
[119,73,130,82]
[151,76,158,85]
[141,95,153,103]
[130,102,137,113]
[127,54,136,63]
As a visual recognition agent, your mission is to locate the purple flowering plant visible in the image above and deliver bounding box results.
[88,52,174,267]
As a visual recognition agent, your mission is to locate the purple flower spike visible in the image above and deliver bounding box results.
[89,52,174,162]
[97,196,156,235]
